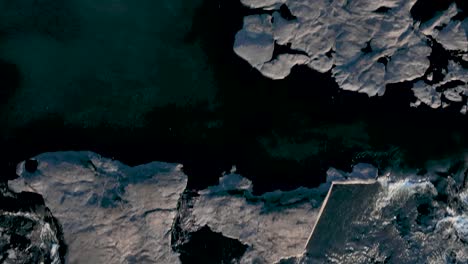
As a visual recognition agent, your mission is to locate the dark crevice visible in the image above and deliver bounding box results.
[434,23,447,31]
[171,191,194,252]
[279,4,297,21]
[270,42,309,62]
[374,6,392,13]
[424,37,450,84]
[411,0,454,23]
[377,56,389,67]
[361,40,373,54]
[325,48,335,58]
[174,225,248,264]
[436,80,466,92]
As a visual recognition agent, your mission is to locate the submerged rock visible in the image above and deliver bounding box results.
[281,155,468,264]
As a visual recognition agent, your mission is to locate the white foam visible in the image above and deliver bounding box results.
[0,211,61,264]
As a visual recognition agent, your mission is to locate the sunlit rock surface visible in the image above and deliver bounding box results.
[234,0,468,113]
[173,164,380,263]
[10,152,377,264]
[8,152,468,263]
[11,152,187,264]
[176,172,322,263]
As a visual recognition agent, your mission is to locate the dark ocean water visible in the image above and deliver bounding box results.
[0,1,466,263]
[0,0,466,196]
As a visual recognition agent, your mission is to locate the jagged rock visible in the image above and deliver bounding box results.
[173,164,379,263]
[11,151,188,264]
[7,152,468,264]
[0,184,66,264]
[234,0,468,113]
